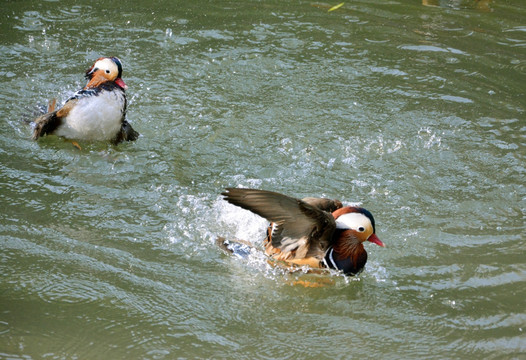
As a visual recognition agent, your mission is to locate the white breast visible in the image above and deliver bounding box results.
[55,90,125,141]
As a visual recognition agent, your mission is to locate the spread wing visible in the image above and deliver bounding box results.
[222,188,337,259]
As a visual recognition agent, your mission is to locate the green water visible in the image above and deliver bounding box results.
[1,0,525,358]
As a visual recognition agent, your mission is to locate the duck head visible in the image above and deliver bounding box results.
[325,206,385,275]
[85,57,127,90]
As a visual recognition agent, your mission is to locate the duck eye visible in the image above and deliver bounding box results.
[358,227,365,232]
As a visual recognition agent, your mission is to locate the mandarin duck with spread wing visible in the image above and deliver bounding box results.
[32,57,139,145]
[219,188,385,276]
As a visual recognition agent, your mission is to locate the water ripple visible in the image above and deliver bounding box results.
[1,0,525,358]
[38,277,105,304]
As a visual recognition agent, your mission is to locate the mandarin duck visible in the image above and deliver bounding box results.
[220,188,385,276]
[32,57,138,145]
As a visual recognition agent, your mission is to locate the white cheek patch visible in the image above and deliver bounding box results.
[94,58,117,76]
[335,212,370,231]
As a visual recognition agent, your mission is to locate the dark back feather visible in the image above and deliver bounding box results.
[222,188,337,260]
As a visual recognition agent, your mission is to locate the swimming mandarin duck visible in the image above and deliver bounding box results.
[32,57,139,145]
[220,188,385,276]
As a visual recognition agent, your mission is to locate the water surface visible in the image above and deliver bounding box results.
[1,0,525,358]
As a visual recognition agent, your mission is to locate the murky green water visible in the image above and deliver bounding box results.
[1,0,525,358]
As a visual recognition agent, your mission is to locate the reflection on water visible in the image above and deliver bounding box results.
[1,0,525,358]
[422,0,493,12]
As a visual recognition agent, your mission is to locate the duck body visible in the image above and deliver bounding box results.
[221,188,385,276]
[32,57,138,145]
[51,83,126,141]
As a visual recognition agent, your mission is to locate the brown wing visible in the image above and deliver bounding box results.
[32,99,77,140]
[222,188,337,259]
[32,112,60,140]
[301,197,342,213]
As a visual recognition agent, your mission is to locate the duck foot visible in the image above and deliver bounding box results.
[64,139,82,150]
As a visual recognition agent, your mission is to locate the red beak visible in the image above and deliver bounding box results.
[115,77,128,90]
[367,233,385,247]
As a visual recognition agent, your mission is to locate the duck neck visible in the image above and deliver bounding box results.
[324,230,367,275]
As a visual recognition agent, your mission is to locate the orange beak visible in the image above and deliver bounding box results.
[367,233,385,247]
